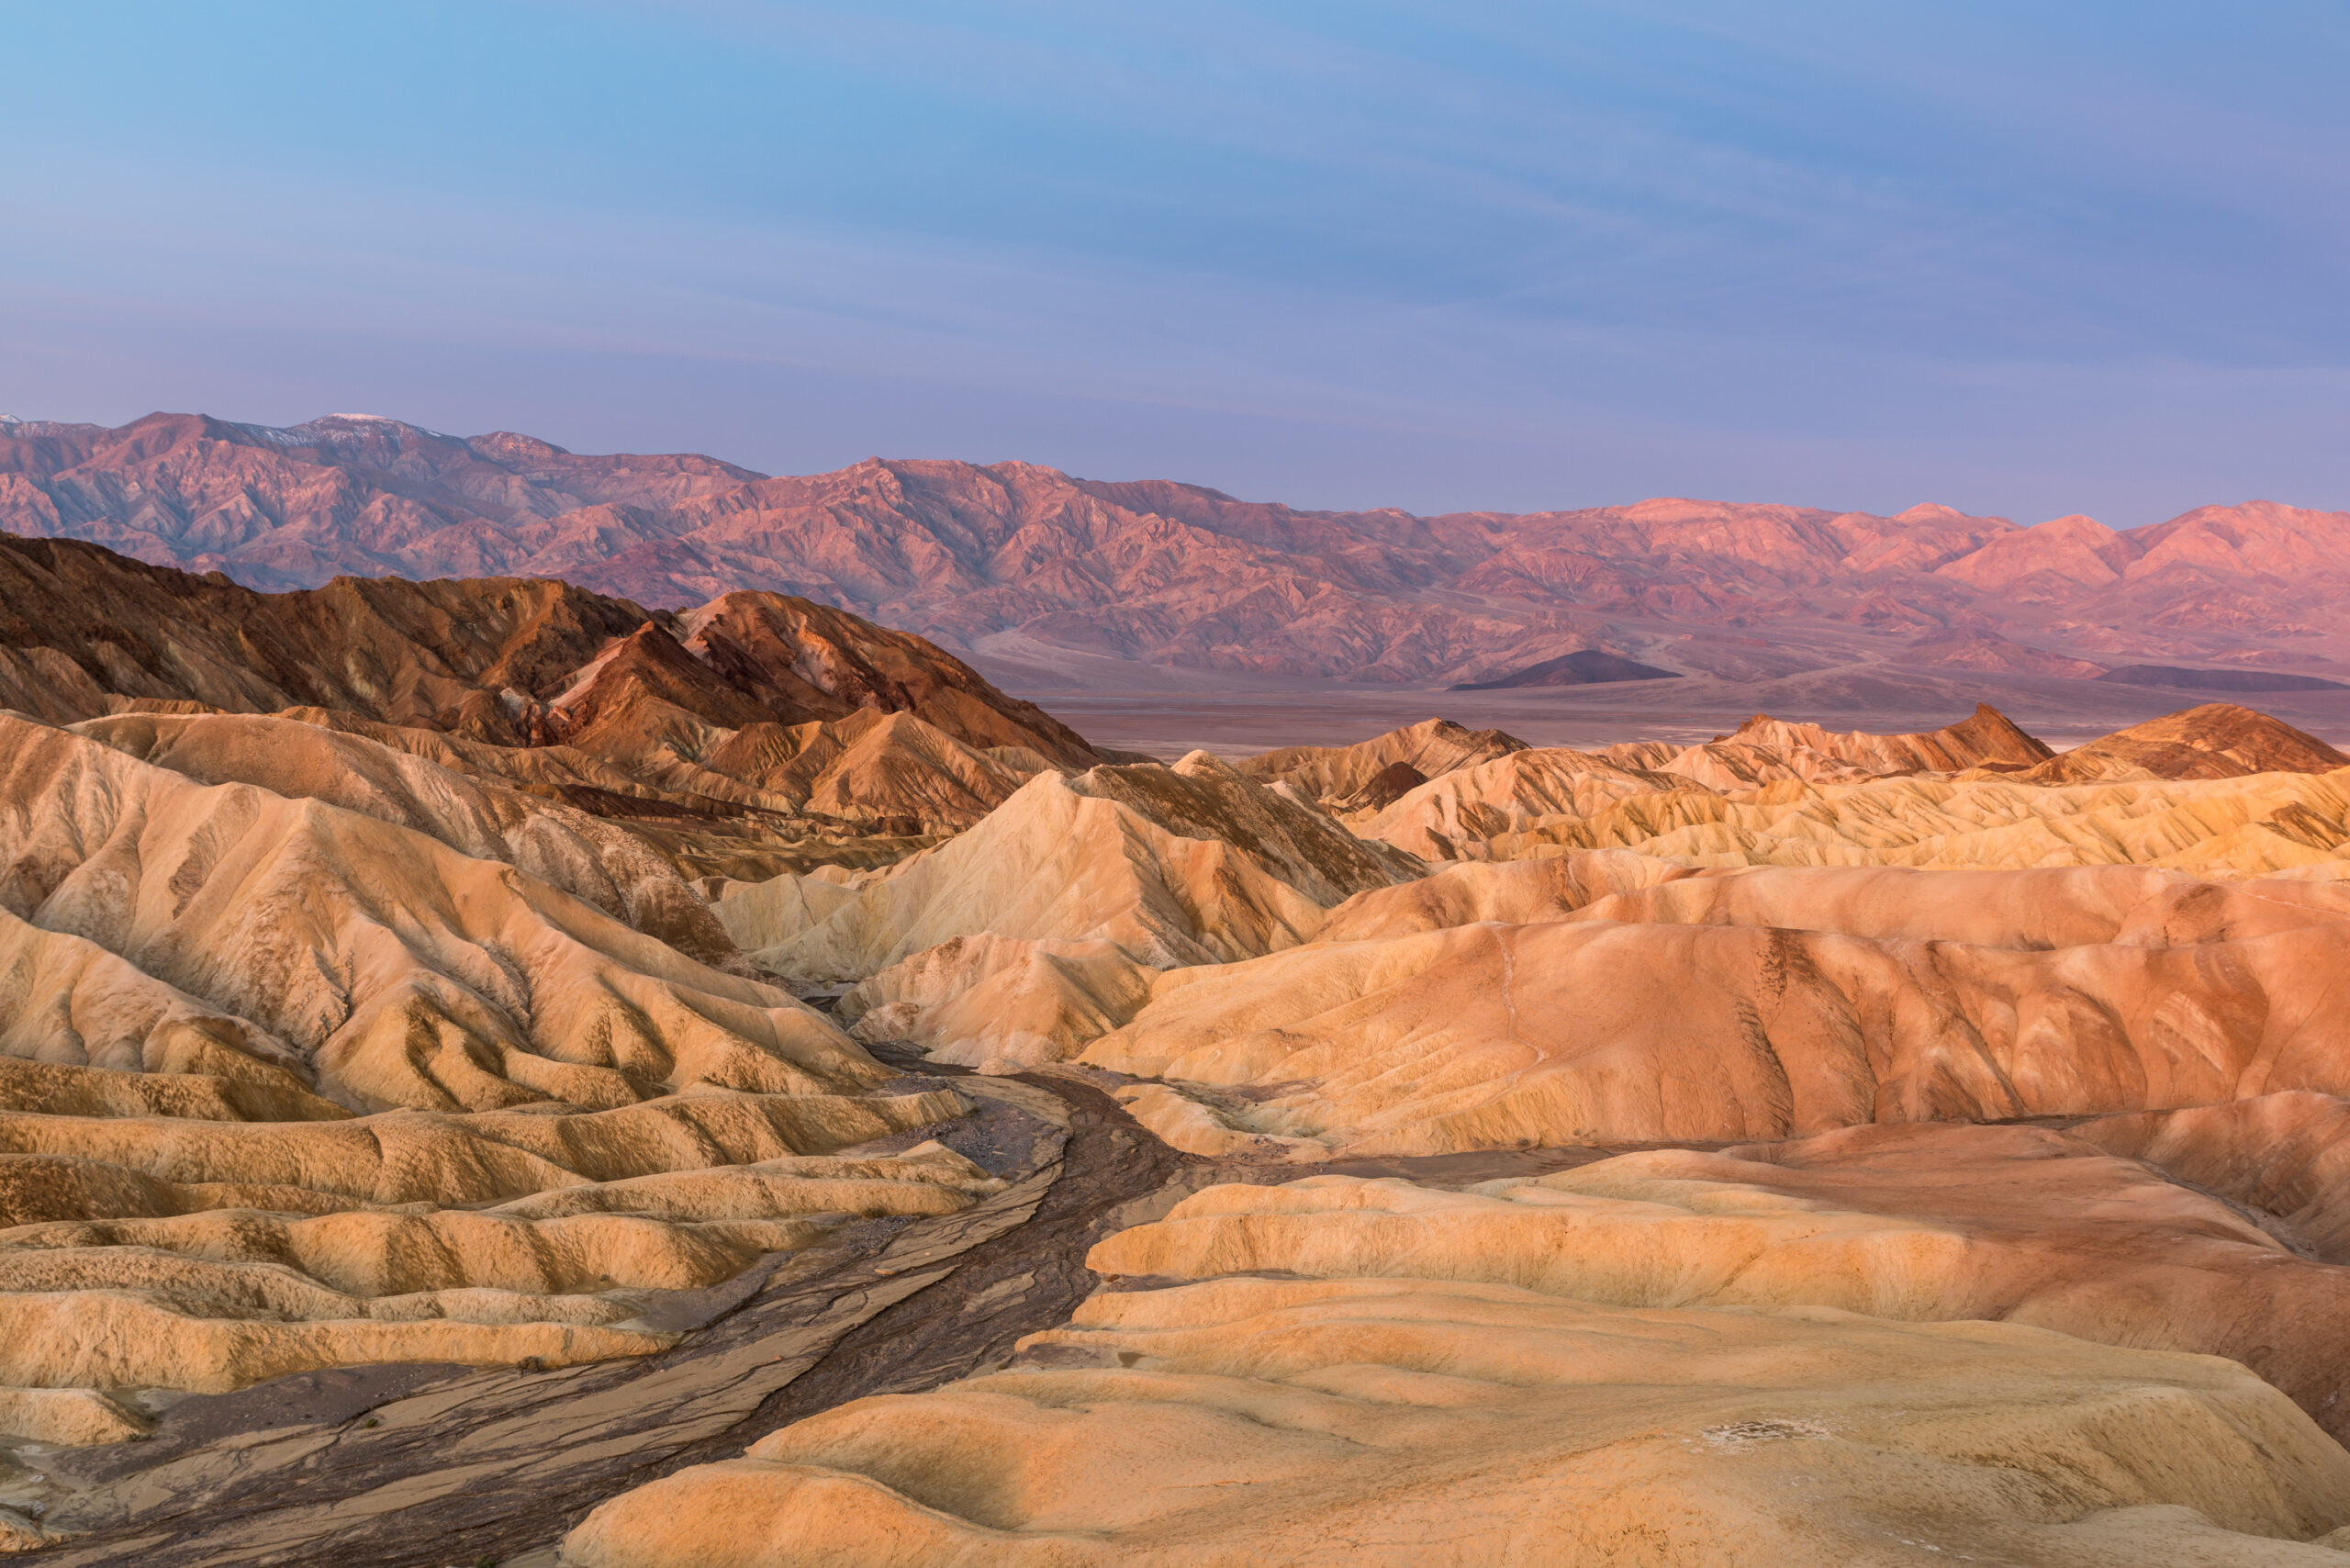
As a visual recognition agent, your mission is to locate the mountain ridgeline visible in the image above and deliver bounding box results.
[8,411,2350,696]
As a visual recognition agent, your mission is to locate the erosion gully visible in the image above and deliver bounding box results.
[23,1058,1644,1568]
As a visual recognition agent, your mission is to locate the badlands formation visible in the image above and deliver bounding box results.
[0,536,2346,1561]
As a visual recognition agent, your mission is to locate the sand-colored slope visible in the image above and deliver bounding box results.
[1588,735,1881,789]
[1355,704,2350,871]
[0,901,994,1406]
[1090,1123,2350,1439]
[839,934,1159,1072]
[1083,863,2350,1153]
[0,767,997,1402]
[1237,718,1529,808]
[0,711,876,1114]
[1314,848,1696,940]
[1369,743,2350,875]
[717,752,1416,987]
[1312,846,2272,949]
[1564,859,2350,946]
[72,709,737,959]
[0,1056,342,1123]
[0,1087,981,1395]
[259,703,713,811]
[0,904,313,1089]
[0,709,1019,1408]
[1356,745,1682,857]
[229,702,936,888]
[1583,705,2054,794]
[565,1168,2350,1567]
[707,755,1420,1070]
[1311,850,2311,987]
[699,709,1040,831]
[1727,703,2053,774]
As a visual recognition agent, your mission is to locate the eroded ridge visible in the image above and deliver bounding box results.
[0,710,1015,1522]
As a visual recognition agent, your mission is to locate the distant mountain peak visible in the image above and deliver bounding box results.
[1451,648,1681,690]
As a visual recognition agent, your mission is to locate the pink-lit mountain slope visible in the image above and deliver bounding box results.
[6,412,2350,694]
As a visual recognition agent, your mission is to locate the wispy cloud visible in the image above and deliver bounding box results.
[1,1,2343,521]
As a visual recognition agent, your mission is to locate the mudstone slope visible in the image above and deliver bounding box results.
[0,543,2347,1562]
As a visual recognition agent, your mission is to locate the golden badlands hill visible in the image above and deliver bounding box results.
[0,554,2346,1563]
[1236,716,1531,810]
[0,710,1002,1394]
[1346,701,2350,863]
[1084,864,2350,1155]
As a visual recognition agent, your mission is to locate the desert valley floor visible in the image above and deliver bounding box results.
[4,534,2350,1562]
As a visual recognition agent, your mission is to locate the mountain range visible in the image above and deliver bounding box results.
[6,412,2350,713]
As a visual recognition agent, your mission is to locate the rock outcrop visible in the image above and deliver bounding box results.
[1719,702,2054,774]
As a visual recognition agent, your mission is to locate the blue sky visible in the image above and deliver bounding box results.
[4,2,2345,523]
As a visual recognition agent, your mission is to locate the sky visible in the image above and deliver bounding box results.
[3,1,2345,524]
